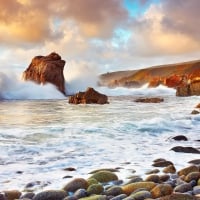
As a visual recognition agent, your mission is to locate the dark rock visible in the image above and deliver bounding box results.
[159,174,170,182]
[151,184,173,198]
[110,194,127,200]
[188,159,200,165]
[170,146,200,154]
[63,175,73,179]
[178,165,199,176]
[174,183,193,193]
[130,190,152,200]
[69,87,109,104]
[32,190,66,200]
[185,172,200,182]
[145,169,160,175]
[122,182,156,195]
[159,193,194,200]
[193,186,200,195]
[104,186,123,196]
[153,158,167,163]
[196,103,200,108]
[4,190,22,200]
[89,171,118,183]
[77,195,107,200]
[135,97,164,103]
[74,189,87,199]
[63,178,88,193]
[171,135,188,141]
[63,196,77,200]
[126,176,143,184]
[63,167,76,171]
[163,165,176,174]
[0,193,6,200]
[20,192,35,199]
[152,160,173,167]
[145,174,160,183]
[23,52,66,95]
[191,110,200,115]
[87,183,104,195]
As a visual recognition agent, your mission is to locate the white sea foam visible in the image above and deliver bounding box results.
[0,71,65,100]
[97,84,176,96]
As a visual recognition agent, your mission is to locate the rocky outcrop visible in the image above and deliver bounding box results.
[170,146,200,154]
[135,97,164,103]
[68,87,109,104]
[23,52,66,95]
[176,79,200,96]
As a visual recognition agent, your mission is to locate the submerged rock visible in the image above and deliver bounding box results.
[23,52,66,95]
[135,97,164,103]
[171,135,188,141]
[171,146,200,154]
[69,87,108,104]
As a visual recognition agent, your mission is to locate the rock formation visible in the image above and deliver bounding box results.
[176,79,200,96]
[23,52,66,95]
[69,87,108,104]
[135,97,164,103]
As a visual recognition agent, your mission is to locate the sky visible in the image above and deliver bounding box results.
[1,0,200,74]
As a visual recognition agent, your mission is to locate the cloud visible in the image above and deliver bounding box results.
[129,0,200,56]
[0,0,129,45]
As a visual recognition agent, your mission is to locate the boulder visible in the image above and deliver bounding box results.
[23,52,66,95]
[170,146,200,154]
[171,135,188,141]
[135,97,164,103]
[69,87,108,104]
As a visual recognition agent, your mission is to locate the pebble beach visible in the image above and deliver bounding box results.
[1,157,200,200]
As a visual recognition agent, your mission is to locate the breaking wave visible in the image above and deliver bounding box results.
[0,71,65,100]
[0,70,176,100]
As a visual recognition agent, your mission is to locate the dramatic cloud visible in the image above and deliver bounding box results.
[1,0,200,73]
[0,0,128,45]
[129,0,200,56]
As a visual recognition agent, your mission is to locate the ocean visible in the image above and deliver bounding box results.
[0,71,200,192]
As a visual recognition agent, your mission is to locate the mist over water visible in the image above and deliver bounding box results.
[64,63,99,95]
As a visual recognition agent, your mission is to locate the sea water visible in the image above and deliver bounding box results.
[0,72,200,191]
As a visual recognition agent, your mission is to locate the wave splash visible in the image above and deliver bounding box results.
[0,69,176,100]
[0,71,65,100]
[97,84,176,97]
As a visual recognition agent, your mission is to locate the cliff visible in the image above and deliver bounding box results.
[99,60,200,89]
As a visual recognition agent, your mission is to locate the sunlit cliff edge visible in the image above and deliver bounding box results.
[99,60,200,96]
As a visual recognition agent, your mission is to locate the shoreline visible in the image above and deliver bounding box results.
[1,157,200,200]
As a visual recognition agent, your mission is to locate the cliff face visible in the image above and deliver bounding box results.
[23,52,66,95]
[99,60,200,89]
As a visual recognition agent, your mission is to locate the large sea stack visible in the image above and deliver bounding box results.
[23,52,66,95]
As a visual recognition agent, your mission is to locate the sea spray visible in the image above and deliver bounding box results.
[96,84,176,97]
[64,61,99,95]
[0,71,65,100]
